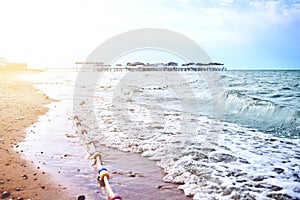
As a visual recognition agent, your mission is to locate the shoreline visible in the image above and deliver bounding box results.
[8,69,191,199]
[17,101,100,199]
[1,68,299,199]
[0,69,73,200]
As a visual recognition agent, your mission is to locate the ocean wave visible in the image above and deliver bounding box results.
[76,101,300,199]
[224,91,300,138]
[28,70,300,199]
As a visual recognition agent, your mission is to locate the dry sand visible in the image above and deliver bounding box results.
[0,68,73,200]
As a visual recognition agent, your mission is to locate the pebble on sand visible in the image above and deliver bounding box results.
[77,195,86,200]
[1,191,10,199]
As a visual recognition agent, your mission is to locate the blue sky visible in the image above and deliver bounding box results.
[0,0,299,69]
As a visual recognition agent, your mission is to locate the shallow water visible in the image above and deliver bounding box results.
[21,70,300,199]
[18,72,192,200]
[17,101,100,199]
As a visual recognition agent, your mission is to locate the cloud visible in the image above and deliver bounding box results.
[0,0,299,68]
[219,0,234,6]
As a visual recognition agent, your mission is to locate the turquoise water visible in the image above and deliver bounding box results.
[222,70,299,138]
[79,69,300,199]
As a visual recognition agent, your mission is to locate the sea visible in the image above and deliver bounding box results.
[21,69,300,200]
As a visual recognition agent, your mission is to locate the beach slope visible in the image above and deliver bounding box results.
[0,68,72,200]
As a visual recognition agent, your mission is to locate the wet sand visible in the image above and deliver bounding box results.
[19,108,193,199]
[0,68,73,199]
[91,145,193,200]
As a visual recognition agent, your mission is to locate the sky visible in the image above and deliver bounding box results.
[0,0,299,69]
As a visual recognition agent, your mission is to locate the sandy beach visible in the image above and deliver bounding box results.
[0,68,73,200]
[0,68,192,200]
[1,67,299,200]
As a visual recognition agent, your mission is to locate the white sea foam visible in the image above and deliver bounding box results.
[22,70,300,199]
[75,71,300,199]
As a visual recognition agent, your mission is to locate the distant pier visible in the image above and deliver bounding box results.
[94,66,226,72]
[43,61,226,72]
[43,66,226,72]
